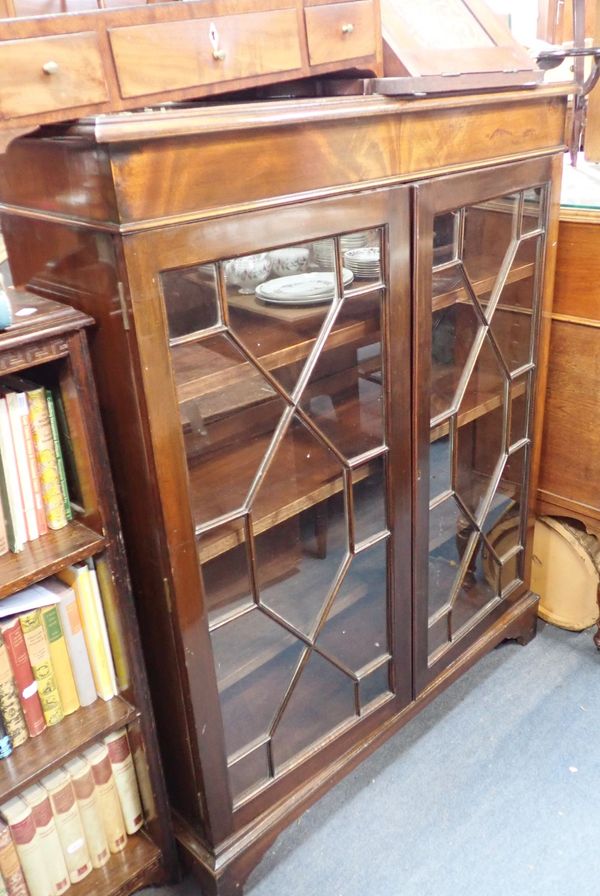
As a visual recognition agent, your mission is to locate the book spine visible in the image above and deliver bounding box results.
[57,568,113,701]
[40,606,79,716]
[0,636,27,749]
[84,748,127,853]
[17,394,47,538]
[0,399,26,551]
[19,610,63,727]
[68,765,109,869]
[44,392,72,523]
[5,393,37,542]
[1,621,45,737]
[56,593,96,708]
[43,780,91,884]
[0,822,31,896]
[0,872,8,896]
[87,564,117,697]
[3,806,51,896]
[0,443,15,556]
[50,389,81,508]
[0,504,7,558]
[23,789,69,896]
[26,389,67,531]
[104,729,143,834]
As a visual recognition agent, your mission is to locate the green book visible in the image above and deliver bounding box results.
[50,386,82,507]
[0,420,17,553]
[45,389,73,522]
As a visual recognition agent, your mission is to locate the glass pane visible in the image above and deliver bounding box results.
[316,538,389,674]
[454,403,506,527]
[429,495,477,620]
[430,433,452,503]
[352,456,388,546]
[201,520,254,628]
[212,609,304,760]
[431,301,482,421]
[343,229,382,289]
[271,650,356,772]
[509,376,530,447]
[359,662,392,710]
[433,212,460,267]
[255,504,347,639]
[299,292,385,458]
[228,744,270,805]
[462,193,519,287]
[162,264,220,341]
[521,187,545,234]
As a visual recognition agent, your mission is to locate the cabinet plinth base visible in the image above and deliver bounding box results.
[173,592,540,896]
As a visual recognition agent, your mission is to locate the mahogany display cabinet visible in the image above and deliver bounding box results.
[0,84,568,894]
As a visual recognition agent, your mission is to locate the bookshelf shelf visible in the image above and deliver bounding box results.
[0,696,136,803]
[69,833,162,896]
[0,520,106,600]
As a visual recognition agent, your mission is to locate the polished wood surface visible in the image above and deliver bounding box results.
[0,290,177,893]
[0,90,567,895]
[538,211,600,530]
[0,0,381,134]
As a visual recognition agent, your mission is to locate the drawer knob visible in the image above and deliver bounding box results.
[341,22,355,33]
[212,48,226,61]
[42,60,60,75]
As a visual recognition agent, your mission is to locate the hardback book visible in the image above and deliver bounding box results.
[21,784,70,896]
[0,399,26,552]
[0,871,8,896]
[104,728,143,834]
[38,579,96,708]
[8,392,47,538]
[0,618,45,737]
[5,392,38,543]
[0,505,7,559]
[40,769,92,884]
[0,820,29,896]
[87,563,117,697]
[26,387,67,531]
[63,756,109,869]
[56,566,115,701]
[0,448,14,557]
[44,392,72,523]
[40,605,79,716]
[0,797,52,896]
[0,633,28,748]
[19,609,63,727]
[49,389,82,509]
[81,743,127,853]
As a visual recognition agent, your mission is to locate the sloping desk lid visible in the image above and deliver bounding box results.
[378,0,543,95]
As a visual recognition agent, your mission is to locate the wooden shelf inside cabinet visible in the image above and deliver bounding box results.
[0,520,105,599]
[432,260,534,313]
[0,696,136,802]
[430,373,526,442]
[67,832,161,896]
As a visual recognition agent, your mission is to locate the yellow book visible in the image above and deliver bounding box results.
[19,609,63,727]
[40,605,79,716]
[56,565,115,701]
[26,388,67,531]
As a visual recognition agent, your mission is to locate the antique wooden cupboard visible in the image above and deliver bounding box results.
[0,84,568,894]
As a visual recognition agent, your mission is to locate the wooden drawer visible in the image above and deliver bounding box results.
[0,32,109,120]
[304,0,376,66]
[109,9,303,99]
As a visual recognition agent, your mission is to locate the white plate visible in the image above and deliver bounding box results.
[255,269,354,301]
[344,247,380,263]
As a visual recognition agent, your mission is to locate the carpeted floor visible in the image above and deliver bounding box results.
[140,621,600,896]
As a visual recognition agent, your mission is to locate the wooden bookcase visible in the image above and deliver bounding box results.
[0,85,569,894]
[0,289,176,895]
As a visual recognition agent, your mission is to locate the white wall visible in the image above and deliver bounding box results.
[484,0,540,46]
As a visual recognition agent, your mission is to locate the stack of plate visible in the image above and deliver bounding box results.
[312,233,369,269]
[343,246,381,279]
[255,270,354,306]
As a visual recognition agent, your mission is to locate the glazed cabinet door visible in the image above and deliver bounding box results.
[413,157,555,692]
[121,189,412,834]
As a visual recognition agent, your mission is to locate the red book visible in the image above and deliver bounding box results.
[1,618,45,737]
[0,820,29,896]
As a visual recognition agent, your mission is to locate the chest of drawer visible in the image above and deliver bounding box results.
[304,0,376,66]
[109,9,303,99]
[0,32,109,120]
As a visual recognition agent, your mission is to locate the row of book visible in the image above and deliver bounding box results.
[0,727,144,896]
[0,377,75,555]
[0,562,117,754]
